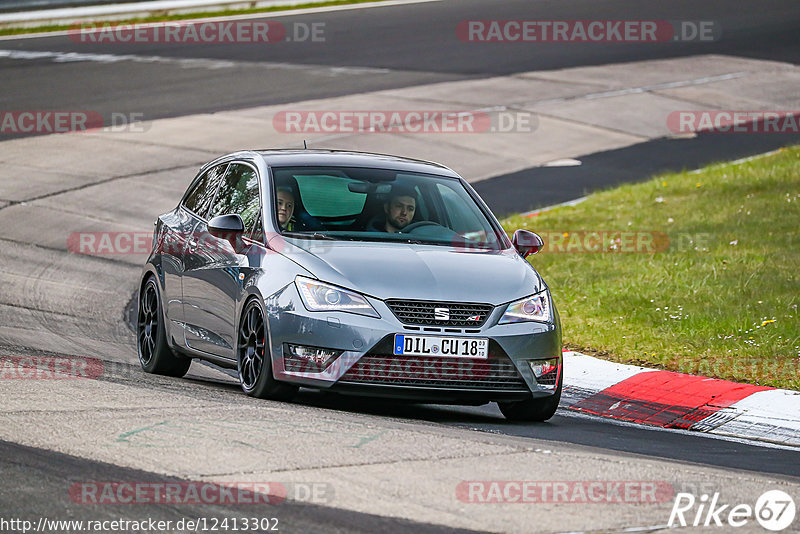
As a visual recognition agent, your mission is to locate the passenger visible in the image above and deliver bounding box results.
[368,185,417,233]
[276,186,297,230]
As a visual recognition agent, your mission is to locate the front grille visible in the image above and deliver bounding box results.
[386,299,493,327]
[338,353,528,391]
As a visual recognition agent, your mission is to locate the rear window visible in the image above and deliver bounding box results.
[294,174,366,217]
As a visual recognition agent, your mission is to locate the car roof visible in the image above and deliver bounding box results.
[252,149,462,178]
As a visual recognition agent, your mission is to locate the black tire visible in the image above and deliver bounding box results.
[498,371,562,422]
[137,276,192,377]
[237,299,297,401]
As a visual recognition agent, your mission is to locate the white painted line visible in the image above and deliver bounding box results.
[620,525,672,533]
[518,143,786,218]
[543,158,582,167]
[0,48,390,75]
[519,196,588,217]
[582,72,748,100]
[687,148,783,174]
[728,148,784,166]
[668,132,697,139]
[531,72,748,106]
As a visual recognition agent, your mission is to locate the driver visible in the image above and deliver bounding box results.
[276,185,297,230]
[368,184,417,233]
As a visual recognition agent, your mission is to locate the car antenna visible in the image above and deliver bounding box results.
[303,139,308,149]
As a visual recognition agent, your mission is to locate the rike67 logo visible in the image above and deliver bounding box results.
[669,490,796,531]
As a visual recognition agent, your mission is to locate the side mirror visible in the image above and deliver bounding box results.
[512,229,543,258]
[208,214,245,251]
[208,214,245,236]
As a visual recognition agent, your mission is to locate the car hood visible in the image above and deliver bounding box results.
[279,239,544,305]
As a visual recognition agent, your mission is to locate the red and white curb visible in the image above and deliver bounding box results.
[561,351,800,447]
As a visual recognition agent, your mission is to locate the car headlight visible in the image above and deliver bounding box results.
[499,291,551,324]
[295,277,379,318]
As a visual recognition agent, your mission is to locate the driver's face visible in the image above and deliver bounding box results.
[276,190,295,228]
[385,195,416,232]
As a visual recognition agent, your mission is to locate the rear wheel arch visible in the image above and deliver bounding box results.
[140,267,179,348]
[137,274,191,377]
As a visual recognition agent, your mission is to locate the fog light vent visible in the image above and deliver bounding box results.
[527,358,559,388]
[286,344,342,373]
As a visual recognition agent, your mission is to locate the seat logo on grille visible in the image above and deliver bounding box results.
[434,307,450,321]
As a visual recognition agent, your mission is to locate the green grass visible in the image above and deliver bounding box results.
[0,0,391,36]
[502,146,800,390]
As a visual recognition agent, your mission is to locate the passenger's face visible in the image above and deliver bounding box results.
[276,190,295,227]
[385,195,416,231]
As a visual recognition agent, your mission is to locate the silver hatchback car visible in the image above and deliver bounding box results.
[138,150,562,421]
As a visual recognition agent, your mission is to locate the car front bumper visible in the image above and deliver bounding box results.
[265,283,562,403]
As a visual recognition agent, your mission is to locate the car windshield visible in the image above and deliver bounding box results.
[271,166,504,250]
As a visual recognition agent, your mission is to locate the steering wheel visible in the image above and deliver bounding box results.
[401,221,441,233]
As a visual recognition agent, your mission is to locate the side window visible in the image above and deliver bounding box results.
[208,163,261,231]
[183,163,227,218]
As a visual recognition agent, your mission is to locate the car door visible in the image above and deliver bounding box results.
[160,162,227,344]
[182,162,262,359]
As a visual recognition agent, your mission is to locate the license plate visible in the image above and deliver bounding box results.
[393,334,489,359]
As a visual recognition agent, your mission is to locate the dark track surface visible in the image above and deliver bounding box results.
[116,301,800,484]
[0,439,483,533]
[293,389,800,481]
[186,357,800,481]
[2,1,799,519]
[0,0,799,123]
[475,130,800,216]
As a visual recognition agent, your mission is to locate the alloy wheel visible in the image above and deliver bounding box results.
[137,281,159,366]
[239,302,266,390]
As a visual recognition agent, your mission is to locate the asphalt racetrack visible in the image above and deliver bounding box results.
[1,1,799,532]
